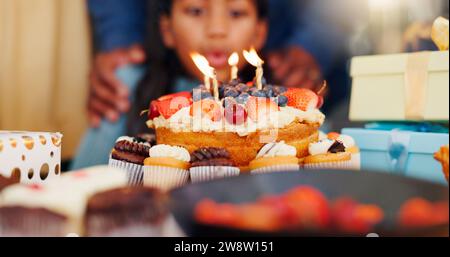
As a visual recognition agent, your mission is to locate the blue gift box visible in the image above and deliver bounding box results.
[342,127,449,185]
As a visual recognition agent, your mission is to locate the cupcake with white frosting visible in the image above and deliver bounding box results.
[108,135,153,186]
[143,145,191,191]
[303,133,360,171]
[249,141,300,174]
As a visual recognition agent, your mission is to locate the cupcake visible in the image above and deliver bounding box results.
[0,166,130,236]
[143,145,191,191]
[109,135,152,186]
[249,141,300,174]
[434,145,449,182]
[84,186,169,237]
[331,133,361,170]
[189,147,240,183]
[0,205,68,237]
[303,133,360,170]
[0,184,71,236]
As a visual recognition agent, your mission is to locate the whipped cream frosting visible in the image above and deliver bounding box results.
[308,134,356,156]
[148,105,325,137]
[256,141,297,158]
[308,139,335,156]
[116,136,151,147]
[337,135,355,149]
[149,144,191,163]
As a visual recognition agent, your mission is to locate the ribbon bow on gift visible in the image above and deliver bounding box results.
[431,17,449,51]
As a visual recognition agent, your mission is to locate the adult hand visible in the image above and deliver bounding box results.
[268,46,323,91]
[88,44,146,127]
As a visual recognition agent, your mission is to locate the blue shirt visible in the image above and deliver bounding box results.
[87,0,351,76]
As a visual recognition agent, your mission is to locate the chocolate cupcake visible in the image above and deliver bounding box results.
[189,147,240,183]
[109,136,152,186]
[85,187,169,237]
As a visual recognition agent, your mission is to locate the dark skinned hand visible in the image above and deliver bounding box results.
[268,46,323,92]
[88,44,145,127]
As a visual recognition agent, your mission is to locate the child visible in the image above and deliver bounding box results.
[71,0,269,169]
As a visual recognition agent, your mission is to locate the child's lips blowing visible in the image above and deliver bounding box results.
[205,52,229,69]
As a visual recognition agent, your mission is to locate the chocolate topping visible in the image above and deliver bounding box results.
[112,140,151,165]
[114,140,150,157]
[135,133,156,145]
[328,141,346,153]
[190,147,235,167]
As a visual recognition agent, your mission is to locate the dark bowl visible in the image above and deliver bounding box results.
[170,170,449,237]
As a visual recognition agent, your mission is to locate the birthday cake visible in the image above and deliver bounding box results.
[146,80,326,169]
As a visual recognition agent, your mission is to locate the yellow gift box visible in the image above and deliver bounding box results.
[349,51,449,122]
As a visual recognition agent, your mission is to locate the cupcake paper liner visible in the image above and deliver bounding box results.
[0,212,67,237]
[250,164,300,175]
[86,214,165,237]
[143,166,190,191]
[303,159,355,171]
[190,166,240,183]
[108,158,143,186]
[350,153,361,171]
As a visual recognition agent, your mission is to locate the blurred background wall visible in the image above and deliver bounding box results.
[0,0,91,160]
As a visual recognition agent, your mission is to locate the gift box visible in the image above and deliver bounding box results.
[349,51,449,121]
[0,131,62,184]
[342,128,448,184]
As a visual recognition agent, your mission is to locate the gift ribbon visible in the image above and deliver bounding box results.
[404,51,431,120]
[388,130,412,174]
[431,17,449,51]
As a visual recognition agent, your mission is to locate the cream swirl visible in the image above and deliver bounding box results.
[256,141,297,158]
[337,135,355,148]
[149,144,190,162]
[308,139,335,155]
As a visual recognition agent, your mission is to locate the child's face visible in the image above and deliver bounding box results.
[160,0,268,82]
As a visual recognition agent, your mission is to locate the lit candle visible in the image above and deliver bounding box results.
[243,48,264,90]
[228,52,239,80]
[190,52,219,101]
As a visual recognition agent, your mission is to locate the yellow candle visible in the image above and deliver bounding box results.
[228,52,239,80]
[243,48,264,90]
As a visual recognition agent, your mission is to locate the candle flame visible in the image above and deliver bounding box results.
[243,48,264,67]
[191,52,214,78]
[228,52,239,66]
